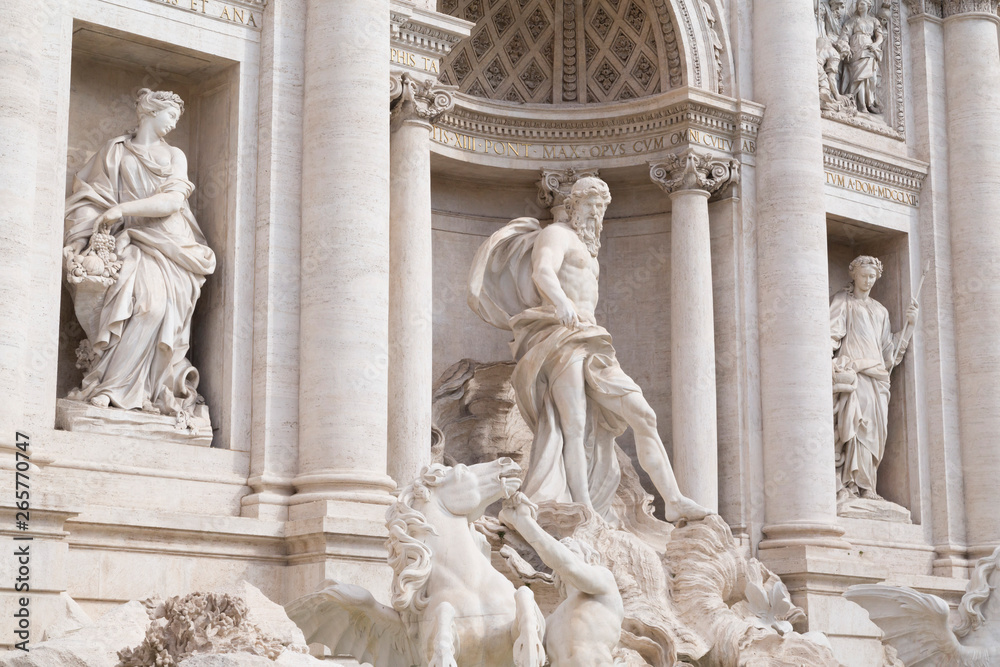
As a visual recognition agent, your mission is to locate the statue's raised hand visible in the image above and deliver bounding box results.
[906,298,919,326]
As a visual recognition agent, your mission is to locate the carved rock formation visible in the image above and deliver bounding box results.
[0,583,328,667]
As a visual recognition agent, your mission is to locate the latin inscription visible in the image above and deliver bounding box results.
[149,0,261,28]
[430,127,755,160]
[391,48,441,74]
[825,171,918,207]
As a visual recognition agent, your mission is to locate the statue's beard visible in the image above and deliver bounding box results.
[573,217,601,257]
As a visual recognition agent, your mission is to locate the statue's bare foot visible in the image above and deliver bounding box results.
[141,399,161,415]
[90,394,110,408]
[860,488,882,501]
[662,496,712,523]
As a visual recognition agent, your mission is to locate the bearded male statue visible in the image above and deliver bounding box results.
[468,176,710,522]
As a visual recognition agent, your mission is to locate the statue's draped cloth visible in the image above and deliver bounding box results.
[830,289,898,494]
[469,218,639,518]
[64,136,216,415]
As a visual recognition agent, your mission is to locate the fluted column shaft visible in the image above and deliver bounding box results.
[942,0,1000,557]
[752,0,846,548]
[650,152,738,512]
[295,0,395,504]
[387,75,454,486]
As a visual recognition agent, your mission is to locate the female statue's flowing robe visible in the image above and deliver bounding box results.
[469,218,637,519]
[841,13,883,103]
[830,288,900,495]
[64,136,216,416]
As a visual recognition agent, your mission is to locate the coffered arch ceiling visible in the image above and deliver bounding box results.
[437,0,730,105]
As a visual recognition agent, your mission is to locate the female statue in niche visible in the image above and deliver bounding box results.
[62,88,215,421]
[839,0,885,114]
[830,256,917,501]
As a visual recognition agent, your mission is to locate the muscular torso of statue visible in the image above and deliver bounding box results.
[535,223,599,325]
[545,589,623,667]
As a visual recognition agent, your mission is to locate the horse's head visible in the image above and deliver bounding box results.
[433,458,522,520]
[955,545,1000,645]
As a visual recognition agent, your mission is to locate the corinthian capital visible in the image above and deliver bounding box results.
[537,168,601,224]
[903,0,943,17]
[390,71,456,128]
[649,150,740,197]
[941,0,999,16]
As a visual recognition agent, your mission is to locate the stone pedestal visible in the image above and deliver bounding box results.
[55,399,212,447]
[387,74,455,487]
[941,0,1000,559]
[650,151,739,513]
[752,0,848,551]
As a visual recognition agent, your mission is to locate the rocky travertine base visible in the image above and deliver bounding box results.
[0,582,335,667]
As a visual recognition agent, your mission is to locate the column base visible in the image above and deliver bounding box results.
[759,521,852,551]
[284,498,395,605]
[289,469,397,506]
[240,474,295,521]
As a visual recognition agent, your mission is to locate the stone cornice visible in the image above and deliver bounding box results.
[391,72,457,128]
[391,1,474,58]
[649,150,739,196]
[822,145,927,193]
[427,89,763,169]
[439,91,761,143]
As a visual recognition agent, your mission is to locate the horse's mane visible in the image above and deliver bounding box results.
[386,464,450,619]
[954,545,1000,638]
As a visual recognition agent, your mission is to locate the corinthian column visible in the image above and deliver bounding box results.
[753,0,847,550]
[941,0,1000,559]
[649,151,738,513]
[295,0,396,509]
[387,73,455,486]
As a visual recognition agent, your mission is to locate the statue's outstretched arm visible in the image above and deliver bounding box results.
[499,494,613,597]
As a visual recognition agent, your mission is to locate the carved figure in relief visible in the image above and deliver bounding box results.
[830,256,918,500]
[468,176,710,523]
[62,89,215,419]
[839,0,886,113]
[286,458,547,667]
[816,0,854,112]
[845,545,1000,665]
[499,492,624,667]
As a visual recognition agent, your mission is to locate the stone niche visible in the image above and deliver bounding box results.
[56,22,241,447]
[430,162,675,513]
[827,215,919,521]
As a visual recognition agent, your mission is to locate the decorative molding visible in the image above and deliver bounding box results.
[823,145,926,192]
[391,71,458,127]
[673,0,701,86]
[941,0,1000,15]
[563,0,578,101]
[649,0,685,87]
[699,0,725,94]
[903,0,944,16]
[649,149,739,196]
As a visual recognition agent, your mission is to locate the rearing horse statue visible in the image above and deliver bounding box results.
[287,458,546,667]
